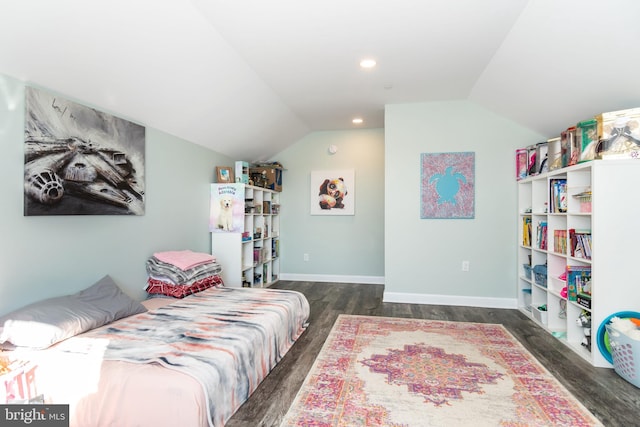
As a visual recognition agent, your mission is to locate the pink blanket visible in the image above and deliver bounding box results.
[153,250,215,270]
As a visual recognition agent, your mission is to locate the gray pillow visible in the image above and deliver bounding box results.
[0,275,147,349]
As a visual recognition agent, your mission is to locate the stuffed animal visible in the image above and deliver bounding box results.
[318,177,347,210]
[577,310,592,351]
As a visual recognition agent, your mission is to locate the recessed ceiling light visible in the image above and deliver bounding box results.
[359,59,376,69]
[352,118,364,124]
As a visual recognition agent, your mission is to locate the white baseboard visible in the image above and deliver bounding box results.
[279,273,384,285]
[279,274,517,309]
[383,291,518,309]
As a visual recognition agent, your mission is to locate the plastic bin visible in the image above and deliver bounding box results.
[533,264,547,287]
[606,324,640,388]
[533,306,548,325]
[522,289,532,311]
[523,264,532,279]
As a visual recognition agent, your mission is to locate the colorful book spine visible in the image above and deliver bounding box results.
[566,266,591,302]
[549,179,568,213]
[522,217,532,246]
[537,221,548,250]
[553,229,567,254]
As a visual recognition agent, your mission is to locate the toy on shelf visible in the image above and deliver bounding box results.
[577,310,592,352]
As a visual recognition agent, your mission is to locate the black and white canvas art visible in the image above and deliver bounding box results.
[24,87,145,215]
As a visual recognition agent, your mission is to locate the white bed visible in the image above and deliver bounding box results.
[0,278,310,427]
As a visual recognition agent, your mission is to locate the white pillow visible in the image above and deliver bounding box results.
[0,275,146,349]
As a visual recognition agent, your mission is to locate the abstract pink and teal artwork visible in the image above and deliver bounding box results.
[421,152,474,219]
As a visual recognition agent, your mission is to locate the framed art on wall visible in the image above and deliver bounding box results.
[216,166,234,183]
[310,169,355,215]
[420,152,475,219]
[23,86,146,216]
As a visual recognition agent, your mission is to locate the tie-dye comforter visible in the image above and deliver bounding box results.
[64,286,310,427]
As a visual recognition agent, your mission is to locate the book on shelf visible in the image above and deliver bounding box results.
[566,265,591,302]
[536,221,548,250]
[549,178,567,213]
[553,229,567,254]
[522,217,532,246]
[569,229,592,259]
[253,248,262,264]
[577,294,591,309]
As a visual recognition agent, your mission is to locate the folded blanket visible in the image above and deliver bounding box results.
[153,250,216,271]
[145,275,224,299]
[146,257,222,285]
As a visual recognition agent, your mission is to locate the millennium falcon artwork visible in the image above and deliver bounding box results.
[24,87,145,216]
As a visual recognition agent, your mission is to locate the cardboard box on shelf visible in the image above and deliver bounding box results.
[249,166,283,192]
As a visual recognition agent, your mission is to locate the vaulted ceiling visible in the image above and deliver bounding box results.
[1,1,639,161]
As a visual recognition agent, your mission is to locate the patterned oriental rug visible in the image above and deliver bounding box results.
[280,315,602,427]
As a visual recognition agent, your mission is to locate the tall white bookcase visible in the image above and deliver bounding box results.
[210,184,280,288]
[517,160,640,367]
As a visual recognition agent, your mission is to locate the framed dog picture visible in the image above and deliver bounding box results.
[216,166,234,183]
[310,169,355,215]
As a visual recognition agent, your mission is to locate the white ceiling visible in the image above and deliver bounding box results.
[1,0,640,161]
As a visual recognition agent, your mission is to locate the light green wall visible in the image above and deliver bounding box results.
[0,75,549,313]
[276,129,385,280]
[0,74,232,315]
[384,100,544,301]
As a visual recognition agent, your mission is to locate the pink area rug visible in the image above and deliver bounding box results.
[280,315,602,427]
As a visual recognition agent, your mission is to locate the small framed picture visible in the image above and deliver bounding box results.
[216,166,234,183]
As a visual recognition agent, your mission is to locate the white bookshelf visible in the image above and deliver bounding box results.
[517,160,640,367]
[210,184,280,288]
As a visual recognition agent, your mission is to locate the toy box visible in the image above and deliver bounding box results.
[235,161,250,184]
[561,126,579,167]
[249,166,283,192]
[576,118,598,162]
[595,107,640,159]
[526,145,537,176]
[535,141,549,174]
[547,137,562,170]
[516,148,528,180]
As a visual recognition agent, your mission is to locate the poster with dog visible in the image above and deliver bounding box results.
[209,183,245,232]
[310,170,355,215]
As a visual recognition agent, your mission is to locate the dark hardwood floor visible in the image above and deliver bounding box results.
[226,281,640,427]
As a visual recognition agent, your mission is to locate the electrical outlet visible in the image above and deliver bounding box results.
[303,253,310,262]
[462,261,470,272]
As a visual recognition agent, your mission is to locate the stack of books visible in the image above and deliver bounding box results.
[569,229,592,259]
[549,178,568,213]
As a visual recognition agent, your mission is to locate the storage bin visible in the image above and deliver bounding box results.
[606,325,640,388]
[533,306,548,325]
[533,264,547,287]
[522,289,532,311]
[523,264,532,280]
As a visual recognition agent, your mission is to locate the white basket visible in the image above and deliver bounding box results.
[533,306,548,325]
[606,325,640,388]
